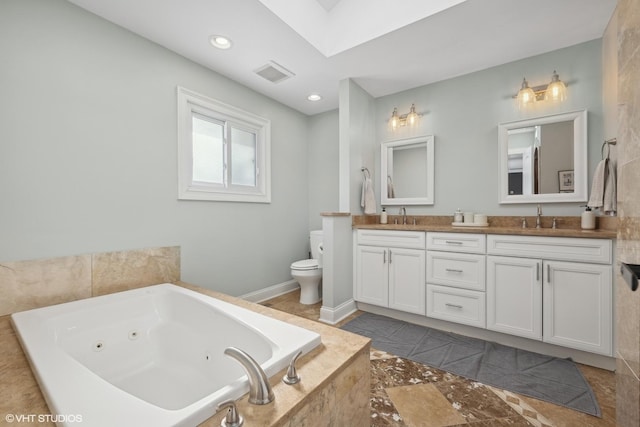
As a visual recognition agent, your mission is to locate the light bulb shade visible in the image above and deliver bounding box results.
[545,71,566,102]
[406,104,418,126]
[517,78,536,109]
[390,108,399,129]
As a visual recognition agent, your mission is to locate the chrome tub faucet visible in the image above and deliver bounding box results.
[224,347,274,405]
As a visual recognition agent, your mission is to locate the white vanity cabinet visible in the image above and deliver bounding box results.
[425,233,487,328]
[486,234,613,356]
[355,230,426,315]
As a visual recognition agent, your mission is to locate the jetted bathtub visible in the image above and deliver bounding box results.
[11,283,321,427]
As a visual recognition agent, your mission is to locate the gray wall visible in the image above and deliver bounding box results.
[339,79,376,213]
[308,109,339,230]
[0,0,311,296]
[373,39,604,217]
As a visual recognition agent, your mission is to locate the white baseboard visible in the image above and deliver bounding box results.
[319,298,357,325]
[240,280,299,303]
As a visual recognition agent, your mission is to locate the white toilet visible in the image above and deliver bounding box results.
[290,230,323,305]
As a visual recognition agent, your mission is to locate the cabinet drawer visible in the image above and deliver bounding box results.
[426,284,486,328]
[426,232,486,254]
[426,251,486,291]
[487,234,612,264]
[356,229,425,249]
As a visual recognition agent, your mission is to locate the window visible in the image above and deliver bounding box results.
[177,87,271,202]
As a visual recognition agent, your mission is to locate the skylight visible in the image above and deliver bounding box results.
[258,0,468,57]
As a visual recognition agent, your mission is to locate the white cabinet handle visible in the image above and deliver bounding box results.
[445,268,463,273]
[445,303,463,309]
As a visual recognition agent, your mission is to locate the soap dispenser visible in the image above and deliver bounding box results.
[581,206,595,230]
[380,207,388,224]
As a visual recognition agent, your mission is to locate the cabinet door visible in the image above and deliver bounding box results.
[355,246,388,307]
[388,248,426,314]
[543,261,612,356]
[487,256,542,340]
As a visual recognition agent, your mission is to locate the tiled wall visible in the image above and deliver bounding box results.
[615,0,640,425]
[0,246,180,317]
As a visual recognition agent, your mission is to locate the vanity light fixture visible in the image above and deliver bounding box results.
[389,104,421,130]
[515,70,567,109]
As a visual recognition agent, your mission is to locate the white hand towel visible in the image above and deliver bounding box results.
[604,160,617,214]
[361,177,377,214]
[588,159,607,209]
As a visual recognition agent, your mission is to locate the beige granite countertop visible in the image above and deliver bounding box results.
[353,215,617,239]
[0,282,370,427]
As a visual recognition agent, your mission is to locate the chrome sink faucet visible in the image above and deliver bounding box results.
[536,204,542,229]
[399,207,407,225]
[224,347,274,405]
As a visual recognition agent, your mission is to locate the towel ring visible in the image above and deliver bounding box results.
[601,138,616,160]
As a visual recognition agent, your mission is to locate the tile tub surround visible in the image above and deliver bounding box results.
[353,214,617,239]
[0,246,180,316]
[91,246,181,296]
[615,0,640,424]
[182,282,371,427]
[1,282,371,427]
[0,255,92,317]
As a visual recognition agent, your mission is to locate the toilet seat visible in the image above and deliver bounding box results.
[291,259,319,270]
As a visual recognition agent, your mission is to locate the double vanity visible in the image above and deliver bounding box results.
[360,107,619,369]
[352,216,616,368]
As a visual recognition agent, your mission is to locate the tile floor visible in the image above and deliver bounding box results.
[261,290,616,427]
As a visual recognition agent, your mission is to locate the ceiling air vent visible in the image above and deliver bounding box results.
[254,61,295,84]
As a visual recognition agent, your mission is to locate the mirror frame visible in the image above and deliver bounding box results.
[498,110,587,204]
[381,135,435,206]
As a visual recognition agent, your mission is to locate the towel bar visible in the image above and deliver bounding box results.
[621,262,639,291]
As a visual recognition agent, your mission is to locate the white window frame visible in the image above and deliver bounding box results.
[177,86,271,203]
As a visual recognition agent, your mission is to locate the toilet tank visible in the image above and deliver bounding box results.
[310,230,323,266]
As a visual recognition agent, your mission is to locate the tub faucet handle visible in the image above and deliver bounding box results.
[282,350,302,385]
[217,400,244,427]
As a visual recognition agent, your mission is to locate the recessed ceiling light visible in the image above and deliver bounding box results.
[209,35,233,49]
[307,94,322,101]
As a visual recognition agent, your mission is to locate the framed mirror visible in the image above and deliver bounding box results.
[381,135,434,205]
[498,110,587,204]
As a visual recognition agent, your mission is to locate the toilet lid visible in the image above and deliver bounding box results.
[291,259,318,270]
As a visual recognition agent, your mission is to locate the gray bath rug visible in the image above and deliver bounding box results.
[341,312,601,417]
